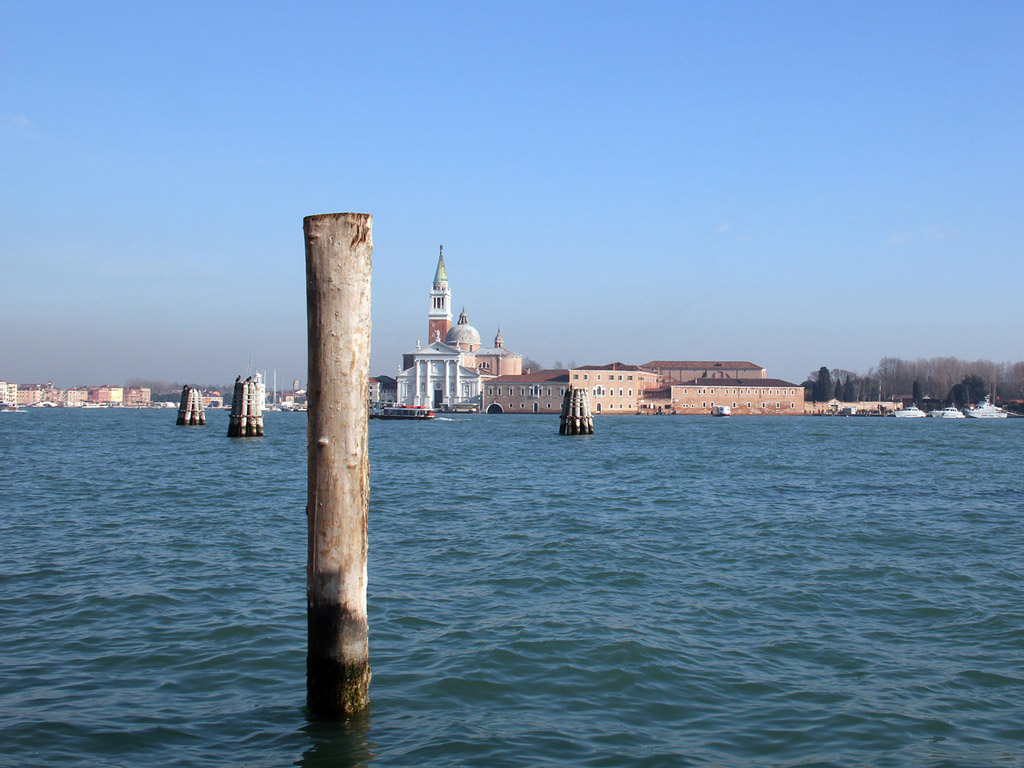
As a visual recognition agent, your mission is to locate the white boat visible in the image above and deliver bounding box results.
[929,405,965,419]
[710,405,731,417]
[964,395,1008,419]
[369,403,436,420]
[894,404,927,418]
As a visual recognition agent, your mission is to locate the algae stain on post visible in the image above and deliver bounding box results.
[304,212,373,717]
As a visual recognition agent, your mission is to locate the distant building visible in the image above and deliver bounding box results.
[640,377,804,415]
[568,363,661,414]
[642,360,766,383]
[398,249,522,409]
[482,370,570,414]
[202,391,224,408]
[369,375,397,403]
[0,381,17,405]
[124,387,151,407]
[64,388,88,407]
[398,339,484,409]
[89,386,124,404]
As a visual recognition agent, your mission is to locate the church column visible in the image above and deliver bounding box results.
[455,362,461,404]
[444,361,451,407]
[424,360,432,407]
[414,362,421,406]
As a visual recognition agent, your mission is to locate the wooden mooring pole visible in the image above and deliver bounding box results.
[176,385,206,425]
[559,385,594,434]
[227,376,264,437]
[304,212,373,717]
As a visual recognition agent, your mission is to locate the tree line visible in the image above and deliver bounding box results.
[802,357,1024,408]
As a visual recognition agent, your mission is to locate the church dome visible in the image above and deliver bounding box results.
[445,308,481,348]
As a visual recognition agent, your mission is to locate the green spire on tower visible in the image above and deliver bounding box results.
[434,245,448,284]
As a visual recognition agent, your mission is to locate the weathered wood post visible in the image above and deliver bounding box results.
[559,386,594,434]
[559,387,570,434]
[227,376,264,437]
[304,212,373,717]
[176,385,206,425]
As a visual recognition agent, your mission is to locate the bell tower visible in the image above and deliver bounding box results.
[428,245,452,344]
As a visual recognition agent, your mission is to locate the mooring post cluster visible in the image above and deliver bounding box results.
[227,376,264,437]
[304,212,373,718]
[175,385,206,426]
[559,385,595,434]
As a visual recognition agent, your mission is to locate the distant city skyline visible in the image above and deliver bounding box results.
[4,2,1023,388]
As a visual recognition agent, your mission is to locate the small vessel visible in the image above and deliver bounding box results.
[0,403,20,412]
[710,405,731,417]
[369,403,436,420]
[929,405,966,419]
[964,395,1008,419]
[894,404,927,419]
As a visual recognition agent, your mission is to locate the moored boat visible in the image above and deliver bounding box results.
[964,395,1008,419]
[894,404,927,418]
[929,405,965,419]
[710,405,731,417]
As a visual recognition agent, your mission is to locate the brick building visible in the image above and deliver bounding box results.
[482,370,570,414]
[568,363,661,414]
[640,377,804,415]
[642,360,766,383]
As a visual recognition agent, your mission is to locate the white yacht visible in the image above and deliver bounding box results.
[929,405,966,419]
[964,396,1008,419]
[894,404,927,418]
[711,405,731,417]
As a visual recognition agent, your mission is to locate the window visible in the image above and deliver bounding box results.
[520,387,526,396]
[628,375,633,381]
[583,375,589,381]
[487,386,493,395]
[573,374,579,380]
[619,388,623,397]
[560,387,566,395]
[628,389,633,397]
[597,374,602,381]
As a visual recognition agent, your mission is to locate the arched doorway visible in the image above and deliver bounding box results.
[486,403,504,414]
[532,403,539,413]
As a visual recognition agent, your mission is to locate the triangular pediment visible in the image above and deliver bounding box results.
[404,340,462,356]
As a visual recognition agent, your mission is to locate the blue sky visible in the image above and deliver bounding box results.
[3,1,1022,387]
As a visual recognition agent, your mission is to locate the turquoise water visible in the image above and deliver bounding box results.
[2,409,1023,767]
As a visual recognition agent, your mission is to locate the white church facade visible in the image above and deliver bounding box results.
[396,248,522,410]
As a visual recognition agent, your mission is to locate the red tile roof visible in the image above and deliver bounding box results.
[676,377,800,388]
[487,369,570,384]
[573,362,655,372]
[643,360,763,369]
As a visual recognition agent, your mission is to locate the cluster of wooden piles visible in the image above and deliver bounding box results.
[559,385,594,434]
[175,385,206,426]
[228,376,264,437]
